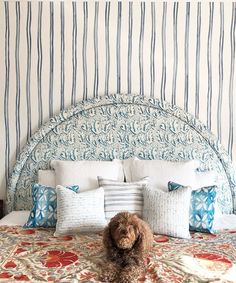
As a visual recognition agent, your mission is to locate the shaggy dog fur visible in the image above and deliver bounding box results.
[100,212,153,283]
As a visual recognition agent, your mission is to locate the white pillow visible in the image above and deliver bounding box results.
[51,159,124,191]
[195,170,216,190]
[124,158,199,191]
[123,157,135,181]
[55,186,107,236]
[97,177,149,221]
[38,170,56,187]
[143,186,192,239]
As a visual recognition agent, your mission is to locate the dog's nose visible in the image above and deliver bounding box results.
[121,229,128,235]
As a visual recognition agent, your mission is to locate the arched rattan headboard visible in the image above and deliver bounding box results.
[7,94,236,214]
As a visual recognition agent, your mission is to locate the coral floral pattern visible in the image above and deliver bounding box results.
[42,250,78,268]
[0,225,236,282]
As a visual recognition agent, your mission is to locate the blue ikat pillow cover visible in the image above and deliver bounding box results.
[24,183,79,228]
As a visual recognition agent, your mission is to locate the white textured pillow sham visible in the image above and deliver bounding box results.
[55,186,107,236]
[143,186,192,239]
[97,177,149,221]
[51,159,124,191]
[123,158,199,191]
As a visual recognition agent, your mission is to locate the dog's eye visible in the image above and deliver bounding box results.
[112,223,120,230]
[133,226,139,235]
[127,225,133,232]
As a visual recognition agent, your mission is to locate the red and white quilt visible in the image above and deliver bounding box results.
[0,226,236,282]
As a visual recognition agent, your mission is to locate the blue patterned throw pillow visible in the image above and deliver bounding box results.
[168,181,216,233]
[24,184,79,228]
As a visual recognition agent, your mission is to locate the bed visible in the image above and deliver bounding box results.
[1,94,236,282]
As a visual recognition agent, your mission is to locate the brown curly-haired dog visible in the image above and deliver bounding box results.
[100,212,153,283]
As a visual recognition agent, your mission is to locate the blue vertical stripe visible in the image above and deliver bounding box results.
[161,2,167,100]
[150,2,156,98]
[207,3,214,130]
[60,1,65,111]
[4,1,10,183]
[71,1,77,106]
[127,2,133,94]
[195,2,201,119]
[93,2,99,98]
[217,3,224,142]
[2,2,236,190]
[184,2,190,112]
[117,2,122,93]
[15,2,20,157]
[172,2,178,105]
[83,2,88,100]
[37,2,43,127]
[228,3,235,158]
[26,2,32,140]
[105,2,110,96]
[139,2,145,96]
[49,2,54,117]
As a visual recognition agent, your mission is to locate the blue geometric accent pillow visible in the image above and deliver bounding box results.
[24,183,79,228]
[168,181,216,233]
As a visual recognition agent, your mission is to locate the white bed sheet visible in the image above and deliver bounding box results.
[213,214,236,231]
[0,211,30,226]
[0,211,236,231]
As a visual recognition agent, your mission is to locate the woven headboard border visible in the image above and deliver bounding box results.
[7,94,236,213]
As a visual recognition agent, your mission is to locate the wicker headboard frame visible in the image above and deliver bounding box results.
[7,94,236,213]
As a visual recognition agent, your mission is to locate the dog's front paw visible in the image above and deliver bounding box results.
[99,272,117,282]
[99,261,119,282]
[119,265,142,283]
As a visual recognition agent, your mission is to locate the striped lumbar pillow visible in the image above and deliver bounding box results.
[97,176,149,221]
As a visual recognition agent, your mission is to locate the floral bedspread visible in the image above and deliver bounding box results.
[0,226,236,282]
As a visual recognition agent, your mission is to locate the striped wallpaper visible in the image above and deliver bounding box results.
[0,1,236,200]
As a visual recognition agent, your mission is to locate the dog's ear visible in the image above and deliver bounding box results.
[103,223,121,261]
[134,229,146,252]
[134,219,153,252]
[132,212,141,219]
[103,225,113,249]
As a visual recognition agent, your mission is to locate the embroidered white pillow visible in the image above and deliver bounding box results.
[97,177,149,221]
[143,186,192,239]
[51,159,124,191]
[123,158,199,191]
[55,186,107,236]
